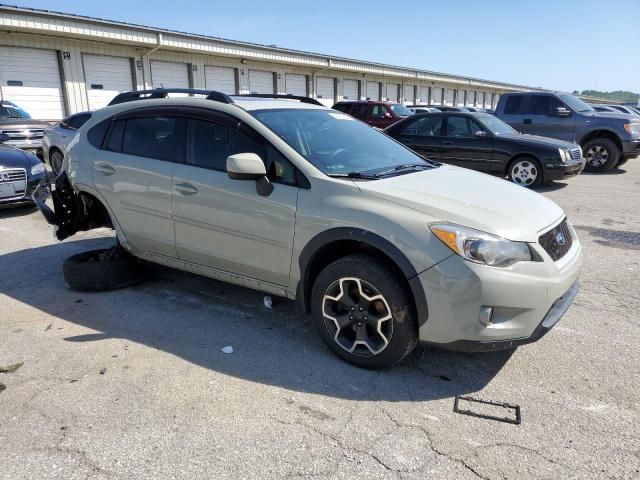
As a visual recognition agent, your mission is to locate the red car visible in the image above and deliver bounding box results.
[333,101,413,128]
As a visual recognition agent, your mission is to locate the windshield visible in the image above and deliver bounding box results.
[0,105,31,119]
[252,108,436,177]
[475,113,518,136]
[558,94,594,113]
[390,103,412,116]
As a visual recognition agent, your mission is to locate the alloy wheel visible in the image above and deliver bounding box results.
[322,277,393,356]
[511,160,538,186]
[585,145,609,168]
[51,150,64,175]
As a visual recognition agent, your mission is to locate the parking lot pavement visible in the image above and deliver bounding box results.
[1,165,639,480]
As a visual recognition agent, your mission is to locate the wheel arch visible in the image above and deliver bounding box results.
[297,228,428,326]
[578,130,622,152]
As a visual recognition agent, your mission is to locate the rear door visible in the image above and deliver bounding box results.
[390,114,444,160]
[92,107,182,257]
[171,111,299,286]
[441,114,493,171]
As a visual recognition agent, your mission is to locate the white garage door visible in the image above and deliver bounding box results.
[249,70,274,94]
[366,81,380,100]
[83,54,133,111]
[205,66,236,95]
[285,73,307,96]
[445,89,455,106]
[0,46,65,119]
[316,77,335,107]
[403,85,415,104]
[431,87,443,105]
[150,60,190,96]
[418,86,429,104]
[342,79,358,100]
[386,83,399,102]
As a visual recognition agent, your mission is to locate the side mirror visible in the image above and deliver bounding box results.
[474,130,488,139]
[384,112,392,119]
[0,132,9,143]
[556,107,571,117]
[226,152,273,196]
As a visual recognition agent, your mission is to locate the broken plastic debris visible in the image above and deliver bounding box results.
[99,368,107,375]
[0,383,5,393]
[263,295,273,310]
[221,346,234,354]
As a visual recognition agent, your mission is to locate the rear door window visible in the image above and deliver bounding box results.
[504,96,524,114]
[350,104,369,120]
[398,115,443,136]
[122,116,183,162]
[525,95,564,116]
[445,116,474,138]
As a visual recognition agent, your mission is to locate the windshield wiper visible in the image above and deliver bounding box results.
[326,171,379,180]
[374,163,434,177]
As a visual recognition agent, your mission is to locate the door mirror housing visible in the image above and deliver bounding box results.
[226,152,273,196]
[0,132,10,143]
[474,130,488,139]
[384,112,393,119]
[556,107,571,117]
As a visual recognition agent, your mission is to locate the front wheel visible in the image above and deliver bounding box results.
[582,138,620,172]
[508,157,542,188]
[50,148,64,176]
[310,254,418,369]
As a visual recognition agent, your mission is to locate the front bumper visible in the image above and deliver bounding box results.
[417,230,582,350]
[5,139,43,158]
[544,158,586,180]
[621,139,640,157]
[0,172,48,206]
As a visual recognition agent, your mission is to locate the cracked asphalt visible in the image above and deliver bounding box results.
[1,163,639,479]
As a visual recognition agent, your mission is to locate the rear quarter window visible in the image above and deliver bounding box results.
[87,119,111,149]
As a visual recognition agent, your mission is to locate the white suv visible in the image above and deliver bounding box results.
[35,89,582,369]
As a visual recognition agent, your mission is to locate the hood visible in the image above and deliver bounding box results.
[0,144,40,169]
[0,119,52,129]
[580,111,640,122]
[357,165,564,242]
[503,133,577,150]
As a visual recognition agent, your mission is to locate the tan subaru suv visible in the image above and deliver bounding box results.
[35,89,582,369]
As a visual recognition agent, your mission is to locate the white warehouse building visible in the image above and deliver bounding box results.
[0,4,540,120]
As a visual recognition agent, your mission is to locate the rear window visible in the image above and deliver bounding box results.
[103,116,183,163]
[504,96,524,114]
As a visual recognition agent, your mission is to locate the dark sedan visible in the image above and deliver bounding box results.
[384,112,585,187]
[0,133,49,207]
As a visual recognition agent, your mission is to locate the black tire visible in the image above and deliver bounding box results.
[507,156,543,188]
[310,254,418,369]
[49,148,64,176]
[616,157,630,167]
[582,138,620,172]
[63,247,143,292]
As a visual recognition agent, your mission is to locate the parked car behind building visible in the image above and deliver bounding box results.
[43,111,92,175]
[385,112,585,187]
[495,92,640,172]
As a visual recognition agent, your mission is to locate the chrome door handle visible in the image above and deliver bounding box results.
[174,183,198,195]
[94,163,115,175]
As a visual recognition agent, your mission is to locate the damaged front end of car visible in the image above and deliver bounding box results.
[32,172,113,241]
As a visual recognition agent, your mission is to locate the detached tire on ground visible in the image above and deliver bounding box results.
[310,254,418,369]
[583,138,620,172]
[63,247,143,292]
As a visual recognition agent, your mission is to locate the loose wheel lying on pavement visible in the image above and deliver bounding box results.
[63,247,144,292]
[310,254,418,369]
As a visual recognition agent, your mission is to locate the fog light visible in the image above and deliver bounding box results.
[479,306,493,326]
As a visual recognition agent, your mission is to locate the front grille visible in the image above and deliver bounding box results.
[570,147,581,160]
[0,129,45,140]
[0,168,27,200]
[539,219,573,261]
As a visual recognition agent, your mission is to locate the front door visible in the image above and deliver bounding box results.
[441,115,493,171]
[520,94,575,141]
[171,115,299,287]
[92,110,183,258]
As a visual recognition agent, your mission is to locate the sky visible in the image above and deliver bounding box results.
[6,0,640,92]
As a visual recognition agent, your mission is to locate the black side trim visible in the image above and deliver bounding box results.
[297,228,429,326]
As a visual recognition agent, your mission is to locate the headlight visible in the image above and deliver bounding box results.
[558,148,571,163]
[430,224,532,267]
[30,163,46,176]
[623,123,640,138]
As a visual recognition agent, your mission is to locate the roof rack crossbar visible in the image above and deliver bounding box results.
[233,94,324,106]
[108,88,234,106]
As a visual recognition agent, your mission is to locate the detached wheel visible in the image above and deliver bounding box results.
[508,157,542,188]
[583,138,620,172]
[63,247,143,292]
[50,148,64,176]
[310,254,418,369]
